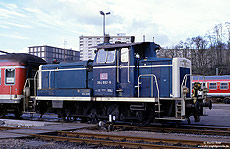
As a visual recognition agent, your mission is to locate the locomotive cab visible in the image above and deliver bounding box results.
[93,42,160,97]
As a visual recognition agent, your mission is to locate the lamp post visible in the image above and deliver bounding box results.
[99,11,110,37]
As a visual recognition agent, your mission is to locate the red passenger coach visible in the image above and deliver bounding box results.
[192,75,230,103]
[0,53,46,117]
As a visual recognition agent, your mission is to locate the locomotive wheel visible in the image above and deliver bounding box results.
[14,105,22,119]
[194,101,201,122]
[63,116,76,122]
[84,103,106,124]
[132,111,152,126]
[63,110,76,122]
[132,106,154,126]
[88,108,98,124]
[14,112,22,119]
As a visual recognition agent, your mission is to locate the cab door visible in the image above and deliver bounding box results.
[118,47,135,97]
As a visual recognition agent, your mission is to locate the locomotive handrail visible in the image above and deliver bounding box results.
[127,48,130,83]
[138,74,160,112]
[33,71,39,97]
[23,78,34,112]
[49,71,52,89]
[138,74,159,98]
[181,74,206,98]
[117,50,120,83]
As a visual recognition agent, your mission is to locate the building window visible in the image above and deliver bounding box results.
[41,47,45,51]
[209,82,217,90]
[41,52,45,57]
[220,82,228,90]
[5,68,15,85]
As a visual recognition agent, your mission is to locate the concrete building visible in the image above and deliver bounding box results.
[79,34,133,61]
[28,45,80,64]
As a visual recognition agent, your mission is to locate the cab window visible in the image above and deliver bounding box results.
[97,49,106,63]
[5,68,15,85]
[96,49,115,63]
[121,48,129,63]
[106,51,115,63]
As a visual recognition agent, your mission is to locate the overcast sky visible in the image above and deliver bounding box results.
[0,0,229,53]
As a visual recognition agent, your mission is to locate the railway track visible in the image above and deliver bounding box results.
[1,117,230,136]
[110,124,230,136]
[0,124,230,148]
[29,131,224,149]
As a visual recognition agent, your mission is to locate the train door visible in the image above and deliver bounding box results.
[5,68,16,99]
[118,47,135,97]
[93,48,117,97]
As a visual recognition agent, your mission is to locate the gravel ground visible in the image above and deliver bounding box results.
[0,138,82,149]
[0,138,122,149]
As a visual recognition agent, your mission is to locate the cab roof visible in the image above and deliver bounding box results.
[92,42,149,49]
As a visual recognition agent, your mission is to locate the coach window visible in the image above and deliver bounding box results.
[209,82,217,90]
[220,82,228,90]
[5,68,15,85]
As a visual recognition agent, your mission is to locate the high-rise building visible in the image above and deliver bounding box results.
[28,45,80,64]
[79,34,133,61]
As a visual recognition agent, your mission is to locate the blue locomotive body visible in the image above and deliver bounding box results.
[34,41,210,124]
[38,42,189,98]
[37,61,93,97]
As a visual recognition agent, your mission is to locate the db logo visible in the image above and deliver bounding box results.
[100,73,108,80]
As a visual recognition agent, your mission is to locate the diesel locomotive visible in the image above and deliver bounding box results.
[0,38,211,125]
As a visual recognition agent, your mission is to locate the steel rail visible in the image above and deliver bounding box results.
[31,133,195,149]
[112,124,230,136]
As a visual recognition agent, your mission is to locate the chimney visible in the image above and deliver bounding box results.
[104,34,110,43]
[131,36,135,43]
